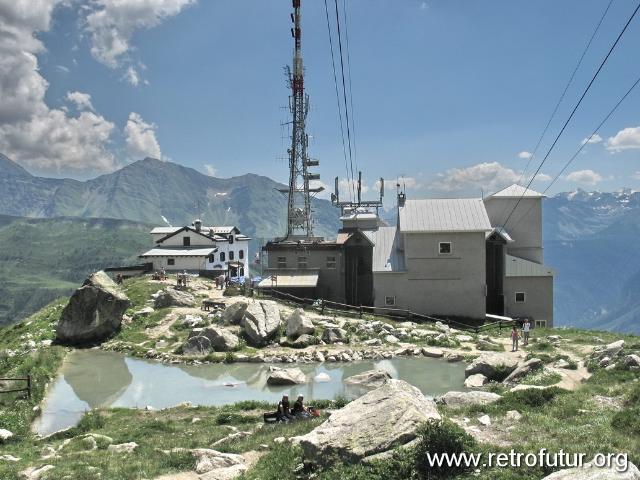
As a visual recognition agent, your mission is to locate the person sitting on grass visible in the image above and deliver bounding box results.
[292,395,310,418]
[276,395,294,423]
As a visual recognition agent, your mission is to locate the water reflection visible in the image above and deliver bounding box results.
[34,350,466,436]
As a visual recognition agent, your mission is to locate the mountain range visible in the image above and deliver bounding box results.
[0,153,638,333]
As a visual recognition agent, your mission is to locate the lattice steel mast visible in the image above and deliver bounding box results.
[280,0,323,239]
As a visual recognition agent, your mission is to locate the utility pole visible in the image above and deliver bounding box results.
[279,0,323,239]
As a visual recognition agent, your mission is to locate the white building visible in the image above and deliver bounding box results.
[140,220,251,276]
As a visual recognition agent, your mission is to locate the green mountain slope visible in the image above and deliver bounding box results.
[0,216,151,325]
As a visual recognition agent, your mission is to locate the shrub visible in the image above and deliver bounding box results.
[215,412,254,425]
[530,340,554,352]
[414,419,477,479]
[611,407,640,436]
[498,387,564,410]
[492,364,515,382]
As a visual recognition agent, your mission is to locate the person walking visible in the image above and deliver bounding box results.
[510,325,520,352]
[522,319,531,346]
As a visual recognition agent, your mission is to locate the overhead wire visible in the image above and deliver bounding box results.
[503,0,640,230]
[341,0,358,178]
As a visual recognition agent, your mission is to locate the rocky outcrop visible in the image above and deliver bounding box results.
[293,379,440,466]
[591,340,625,361]
[19,465,54,480]
[191,327,239,352]
[344,370,392,389]
[182,314,204,328]
[107,442,138,454]
[286,308,315,338]
[182,335,212,356]
[322,328,348,344]
[291,334,318,348]
[154,289,196,309]
[465,353,518,380]
[266,366,307,385]
[503,358,543,383]
[436,391,502,408]
[242,301,281,346]
[192,449,247,477]
[223,302,248,325]
[56,271,130,345]
[540,458,640,479]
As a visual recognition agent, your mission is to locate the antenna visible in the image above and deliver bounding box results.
[331,170,384,215]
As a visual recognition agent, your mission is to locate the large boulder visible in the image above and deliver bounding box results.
[192,448,247,477]
[436,391,502,408]
[541,458,640,479]
[291,334,319,348]
[154,289,196,309]
[464,353,518,380]
[223,302,248,325]
[322,328,348,344]
[242,301,281,346]
[266,366,307,385]
[286,308,315,337]
[464,374,488,389]
[344,370,392,389]
[191,327,239,352]
[56,271,130,345]
[293,379,440,465]
[182,336,212,356]
[503,358,543,383]
[591,340,625,361]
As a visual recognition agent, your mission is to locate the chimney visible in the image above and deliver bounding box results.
[397,192,406,207]
[194,219,202,232]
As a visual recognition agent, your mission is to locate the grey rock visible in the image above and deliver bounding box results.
[436,391,502,408]
[56,271,130,345]
[505,410,522,422]
[421,347,444,358]
[384,334,400,344]
[182,314,204,328]
[242,301,281,346]
[624,354,640,368]
[540,459,640,479]
[107,442,138,454]
[291,334,318,348]
[344,370,392,389]
[322,328,348,344]
[0,429,13,442]
[223,302,248,325]
[154,288,196,308]
[266,366,307,385]
[592,340,625,361]
[477,414,491,426]
[286,308,315,337]
[464,374,488,389]
[465,353,518,380]
[182,335,212,355]
[503,358,543,383]
[191,448,247,477]
[293,379,440,465]
[19,465,54,480]
[191,327,239,352]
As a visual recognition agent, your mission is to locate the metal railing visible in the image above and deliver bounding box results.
[257,289,514,334]
[0,375,31,398]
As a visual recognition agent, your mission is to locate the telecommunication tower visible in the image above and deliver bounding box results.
[279,0,324,240]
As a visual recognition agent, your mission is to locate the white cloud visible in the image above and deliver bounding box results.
[84,0,195,82]
[581,134,602,145]
[124,112,161,159]
[374,176,422,193]
[55,64,70,73]
[517,151,532,159]
[565,169,603,185]
[606,127,640,152]
[203,164,217,176]
[0,0,117,174]
[419,2,428,10]
[124,66,140,86]
[66,91,94,111]
[338,177,369,199]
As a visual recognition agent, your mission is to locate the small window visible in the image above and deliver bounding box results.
[167,258,175,266]
[535,319,547,328]
[229,251,234,261]
[183,236,190,246]
[228,235,234,244]
[385,296,396,307]
[220,252,226,262]
[277,256,287,268]
[439,242,452,255]
[208,254,215,263]
[515,292,526,303]
[298,256,308,269]
[239,250,244,259]
[326,256,336,269]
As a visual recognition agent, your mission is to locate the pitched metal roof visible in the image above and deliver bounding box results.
[399,198,492,233]
[140,248,216,257]
[505,255,554,277]
[488,184,545,198]
[364,226,405,272]
[257,270,319,288]
[150,227,179,234]
[486,227,514,243]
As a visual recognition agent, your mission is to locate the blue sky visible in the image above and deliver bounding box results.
[2,0,640,197]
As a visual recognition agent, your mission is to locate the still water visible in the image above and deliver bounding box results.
[34,350,466,436]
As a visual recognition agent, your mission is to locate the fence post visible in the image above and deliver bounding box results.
[320,299,325,314]
[359,306,363,318]
[27,375,32,399]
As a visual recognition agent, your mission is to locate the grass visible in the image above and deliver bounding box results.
[519,369,563,386]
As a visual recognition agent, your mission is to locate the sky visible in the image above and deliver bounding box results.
[1,0,640,200]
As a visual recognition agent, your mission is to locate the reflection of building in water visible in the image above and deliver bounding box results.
[62,350,132,408]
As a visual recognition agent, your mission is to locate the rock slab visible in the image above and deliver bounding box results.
[266,367,307,385]
[541,459,640,479]
[56,271,130,345]
[437,391,502,408]
[294,379,440,465]
[465,353,518,380]
[242,301,281,346]
[154,289,196,309]
[286,308,315,337]
[344,370,392,389]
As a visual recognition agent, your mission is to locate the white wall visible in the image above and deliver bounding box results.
[158,230,215,247]
[504,276,553,326]
[205,238,250,275]
[150,256,208,271]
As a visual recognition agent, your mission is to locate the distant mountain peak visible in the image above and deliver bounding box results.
[0,153,32,178]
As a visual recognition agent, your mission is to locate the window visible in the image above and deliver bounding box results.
[439,242,452,255]
[239,250,244,259]
[326,256,336,269]
[208,254,215,263]
[535,319,547,328]
[228,235,234,244]
[385,296,396,307]
[229,251,234,261]
[297,256,308,269]
[515,292,526,303]
[220,252,226,262]
[183,236,190,246]
[277,256,287,268]
[167,258,175,266]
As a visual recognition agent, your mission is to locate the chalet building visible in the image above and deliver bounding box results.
[140,220,250,276]
[261,185,554,327]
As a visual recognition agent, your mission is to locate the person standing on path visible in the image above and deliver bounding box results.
[522,320,531,346]
[510,325,520,352]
